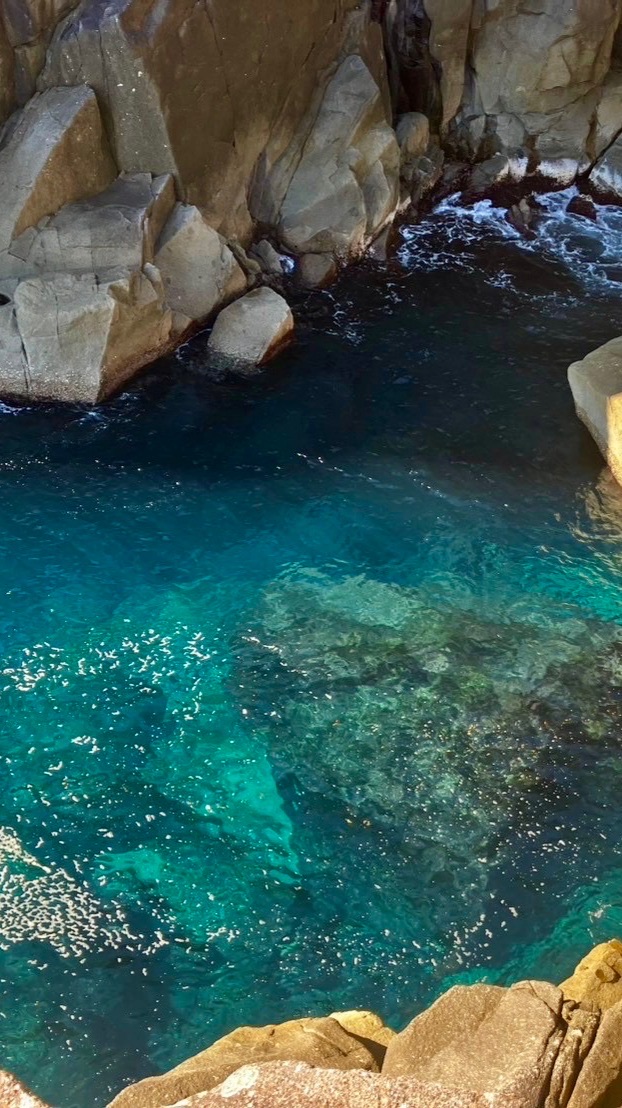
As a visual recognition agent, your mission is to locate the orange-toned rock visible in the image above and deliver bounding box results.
[561,941,622,1011]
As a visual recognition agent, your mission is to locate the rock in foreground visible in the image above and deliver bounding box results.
[568,338,622,483]
[108,1012,394,1107]
[208,288,294,366]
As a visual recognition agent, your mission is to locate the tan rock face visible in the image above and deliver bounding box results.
[163,1061,524,1107]
[568,339,622,485]
[562,940,622,1011]
[39,0,364,240]
[108,1014,392,1108]
[382,981,564,1107]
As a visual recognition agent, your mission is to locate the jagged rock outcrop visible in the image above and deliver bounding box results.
[384,0,622,185]
[251,53,400,261]
[0,0,80,122]
[561,940,622,1012]
[108,1012,395,1108]
[207,289,294,366]
[38,0,373,241]
[568,338,622,485]
[0,1067,49,1108]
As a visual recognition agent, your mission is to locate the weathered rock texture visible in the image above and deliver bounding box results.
[568,338,622,485]
[0,1068,50,1108]
[384,0,622,187]
[99,942,622,1108]
[108,1012,394,1108]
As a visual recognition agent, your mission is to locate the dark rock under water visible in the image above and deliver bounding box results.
[2,192,622,1106]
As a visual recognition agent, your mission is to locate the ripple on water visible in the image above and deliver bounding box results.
[1,192,622,1105]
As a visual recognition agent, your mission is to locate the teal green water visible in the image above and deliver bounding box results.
[3,191,622,1105]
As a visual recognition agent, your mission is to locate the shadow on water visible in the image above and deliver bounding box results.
[2,189,622,1105]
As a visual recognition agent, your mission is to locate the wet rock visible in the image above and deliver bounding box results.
[12,267,173,403]
[254,54,399,259]
[4,173,176,278]
[108,1015,389,1108]
[208,288,293,365]
[382,981,564,1105]
[566,195,598,222]
[0,1069,50,1107]
[249,240,284,277]
[0,86,116,254]
[298,253,338,289]
[165,1061,524,1107]
[589,136,622,202]
[568,337,622,484]
[567,1000,622,1107]
[505,198,538,239]
[154,203,246,327]
[561,940,622,1011]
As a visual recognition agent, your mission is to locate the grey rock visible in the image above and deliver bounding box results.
[0,86,116,254]
[208,288,293,366]
[249,240,284,276]
[154,204,246,327]
[396,112,430,161]
[254,54,399,259]
[4,174,175,279]
[12,267,173,403]
[589,135,622,201]
[39,0,368,240]
[298,253,338,289]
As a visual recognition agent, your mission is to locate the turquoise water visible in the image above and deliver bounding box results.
[3,191,622,1106]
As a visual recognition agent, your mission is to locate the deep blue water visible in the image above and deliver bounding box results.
[3,191,622,1106]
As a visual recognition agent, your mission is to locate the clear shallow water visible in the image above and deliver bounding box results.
[2,189,622,1105]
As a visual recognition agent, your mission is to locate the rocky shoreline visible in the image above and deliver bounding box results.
[5,940,622,1107]
[2,0,622,403]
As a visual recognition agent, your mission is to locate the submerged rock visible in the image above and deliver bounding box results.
[208,288,294,366]
[568,337,622,484]
[567,195,598,222]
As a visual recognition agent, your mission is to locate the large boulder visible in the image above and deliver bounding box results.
[0,85,117,253]
[159,1061,523,1107]
[251,54,399,259]
[589,135,622,201]
[9,267,172,403]
[382,981,564,1106]
[39,0,367,240]
[561,940,622,1011]
[568,338,622,484]
[154,204,246,329]
[3,173,175,278]
[107,1014,392,1108]
[208,288,294,365]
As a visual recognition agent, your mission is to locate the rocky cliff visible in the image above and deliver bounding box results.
[6,940,622,1108]
[0,0,622,401]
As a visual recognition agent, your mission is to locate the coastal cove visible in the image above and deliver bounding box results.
[2,193,622,1106]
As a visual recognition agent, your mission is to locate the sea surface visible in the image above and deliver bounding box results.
[2,189,622,1106]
